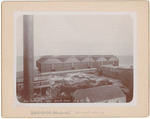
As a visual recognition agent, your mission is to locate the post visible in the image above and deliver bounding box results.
[113,61,115,66]
[23,15,34,100]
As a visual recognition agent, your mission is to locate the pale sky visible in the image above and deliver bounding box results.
[16,14,133,56]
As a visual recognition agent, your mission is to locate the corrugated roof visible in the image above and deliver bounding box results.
[64,57,80,63]
[73,85,125,102]
[81,56,95,62]
[57,55,71,62]
[104,55,113,60]
[43,58,62,64]
[37,55,118,64]
[37,56,62,64]
[108,56,119,61]
[42,55,55,58]
[36,57,48,64]
[92,55,101,60]
[75,55,87,61]
[57,55,71,59]
[96,56,107,61]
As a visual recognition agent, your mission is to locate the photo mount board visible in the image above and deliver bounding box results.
[1,0,149,118]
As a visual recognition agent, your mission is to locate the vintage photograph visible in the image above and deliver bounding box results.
[16,13,134,103]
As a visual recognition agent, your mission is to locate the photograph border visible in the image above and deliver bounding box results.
[1,1,149,117]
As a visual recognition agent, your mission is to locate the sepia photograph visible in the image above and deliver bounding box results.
[2,1,149,117]
[16,12,134,103]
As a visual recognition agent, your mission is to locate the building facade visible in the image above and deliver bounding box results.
[36,57,63,73]
[36,55,119,73]
[62,57,81,70]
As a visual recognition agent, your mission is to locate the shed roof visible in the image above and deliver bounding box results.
[42,55,55,58]
[75,55,87,61]
[37,56,62,64]
[73,85,125,102]
[43,58,62,64]
[57,55,71,62]
[104,55,113,60]
[96,56,107,61]
[81,56,95,62]
[36,57,48,64]
[108,56,119,61]
[64,57,80,63]
[36,55,56,64]
[92,55,101,60]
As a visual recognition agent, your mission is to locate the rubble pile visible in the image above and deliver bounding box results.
[18,71,123,103]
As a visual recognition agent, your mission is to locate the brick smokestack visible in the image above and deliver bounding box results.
[23,15,34,100]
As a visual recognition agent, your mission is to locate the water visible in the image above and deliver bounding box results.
[117,55,133,68]
[16,56,40,72]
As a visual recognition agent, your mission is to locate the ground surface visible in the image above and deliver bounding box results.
[17,71,128,103]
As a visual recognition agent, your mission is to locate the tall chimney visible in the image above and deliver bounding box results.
[23,15,34,100]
